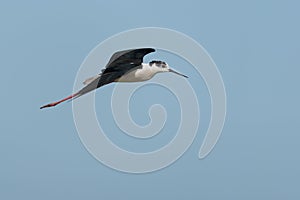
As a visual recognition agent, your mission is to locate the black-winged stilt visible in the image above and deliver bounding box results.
[40,48,187,109]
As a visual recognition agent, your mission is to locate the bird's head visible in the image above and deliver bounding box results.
[149,60,188,78]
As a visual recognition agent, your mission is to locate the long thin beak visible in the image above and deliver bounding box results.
[169,68,188,78]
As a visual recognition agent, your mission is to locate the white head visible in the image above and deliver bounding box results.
[149,60,188,78]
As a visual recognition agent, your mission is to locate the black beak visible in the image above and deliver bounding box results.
[169,69,188,78]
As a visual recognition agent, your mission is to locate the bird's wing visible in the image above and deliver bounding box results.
[100,48,155,78]
[104,48,155,70]
[77,48,155,98]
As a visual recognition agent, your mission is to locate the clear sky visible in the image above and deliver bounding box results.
[1,0,300,199]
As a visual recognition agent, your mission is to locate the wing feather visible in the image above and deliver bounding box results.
[76,48,155,98]
[105,48,155,69]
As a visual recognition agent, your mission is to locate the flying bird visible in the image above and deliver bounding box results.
[40,48,188,109]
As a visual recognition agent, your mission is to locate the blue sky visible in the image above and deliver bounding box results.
[1,0,300,199]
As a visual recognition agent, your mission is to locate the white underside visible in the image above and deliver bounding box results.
[116,64,158,82]
[83,63,164,84]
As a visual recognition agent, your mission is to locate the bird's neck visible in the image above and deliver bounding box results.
[141,63,151,68]
[142,63,161,74]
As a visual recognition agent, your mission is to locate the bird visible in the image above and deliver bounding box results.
[40,48,188,109]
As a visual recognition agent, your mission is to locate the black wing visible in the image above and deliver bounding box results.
[105,48,155,69]
[75,48,155,98]
[100,47,155,83]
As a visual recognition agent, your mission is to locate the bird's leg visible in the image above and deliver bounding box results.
[40,92,79,109]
